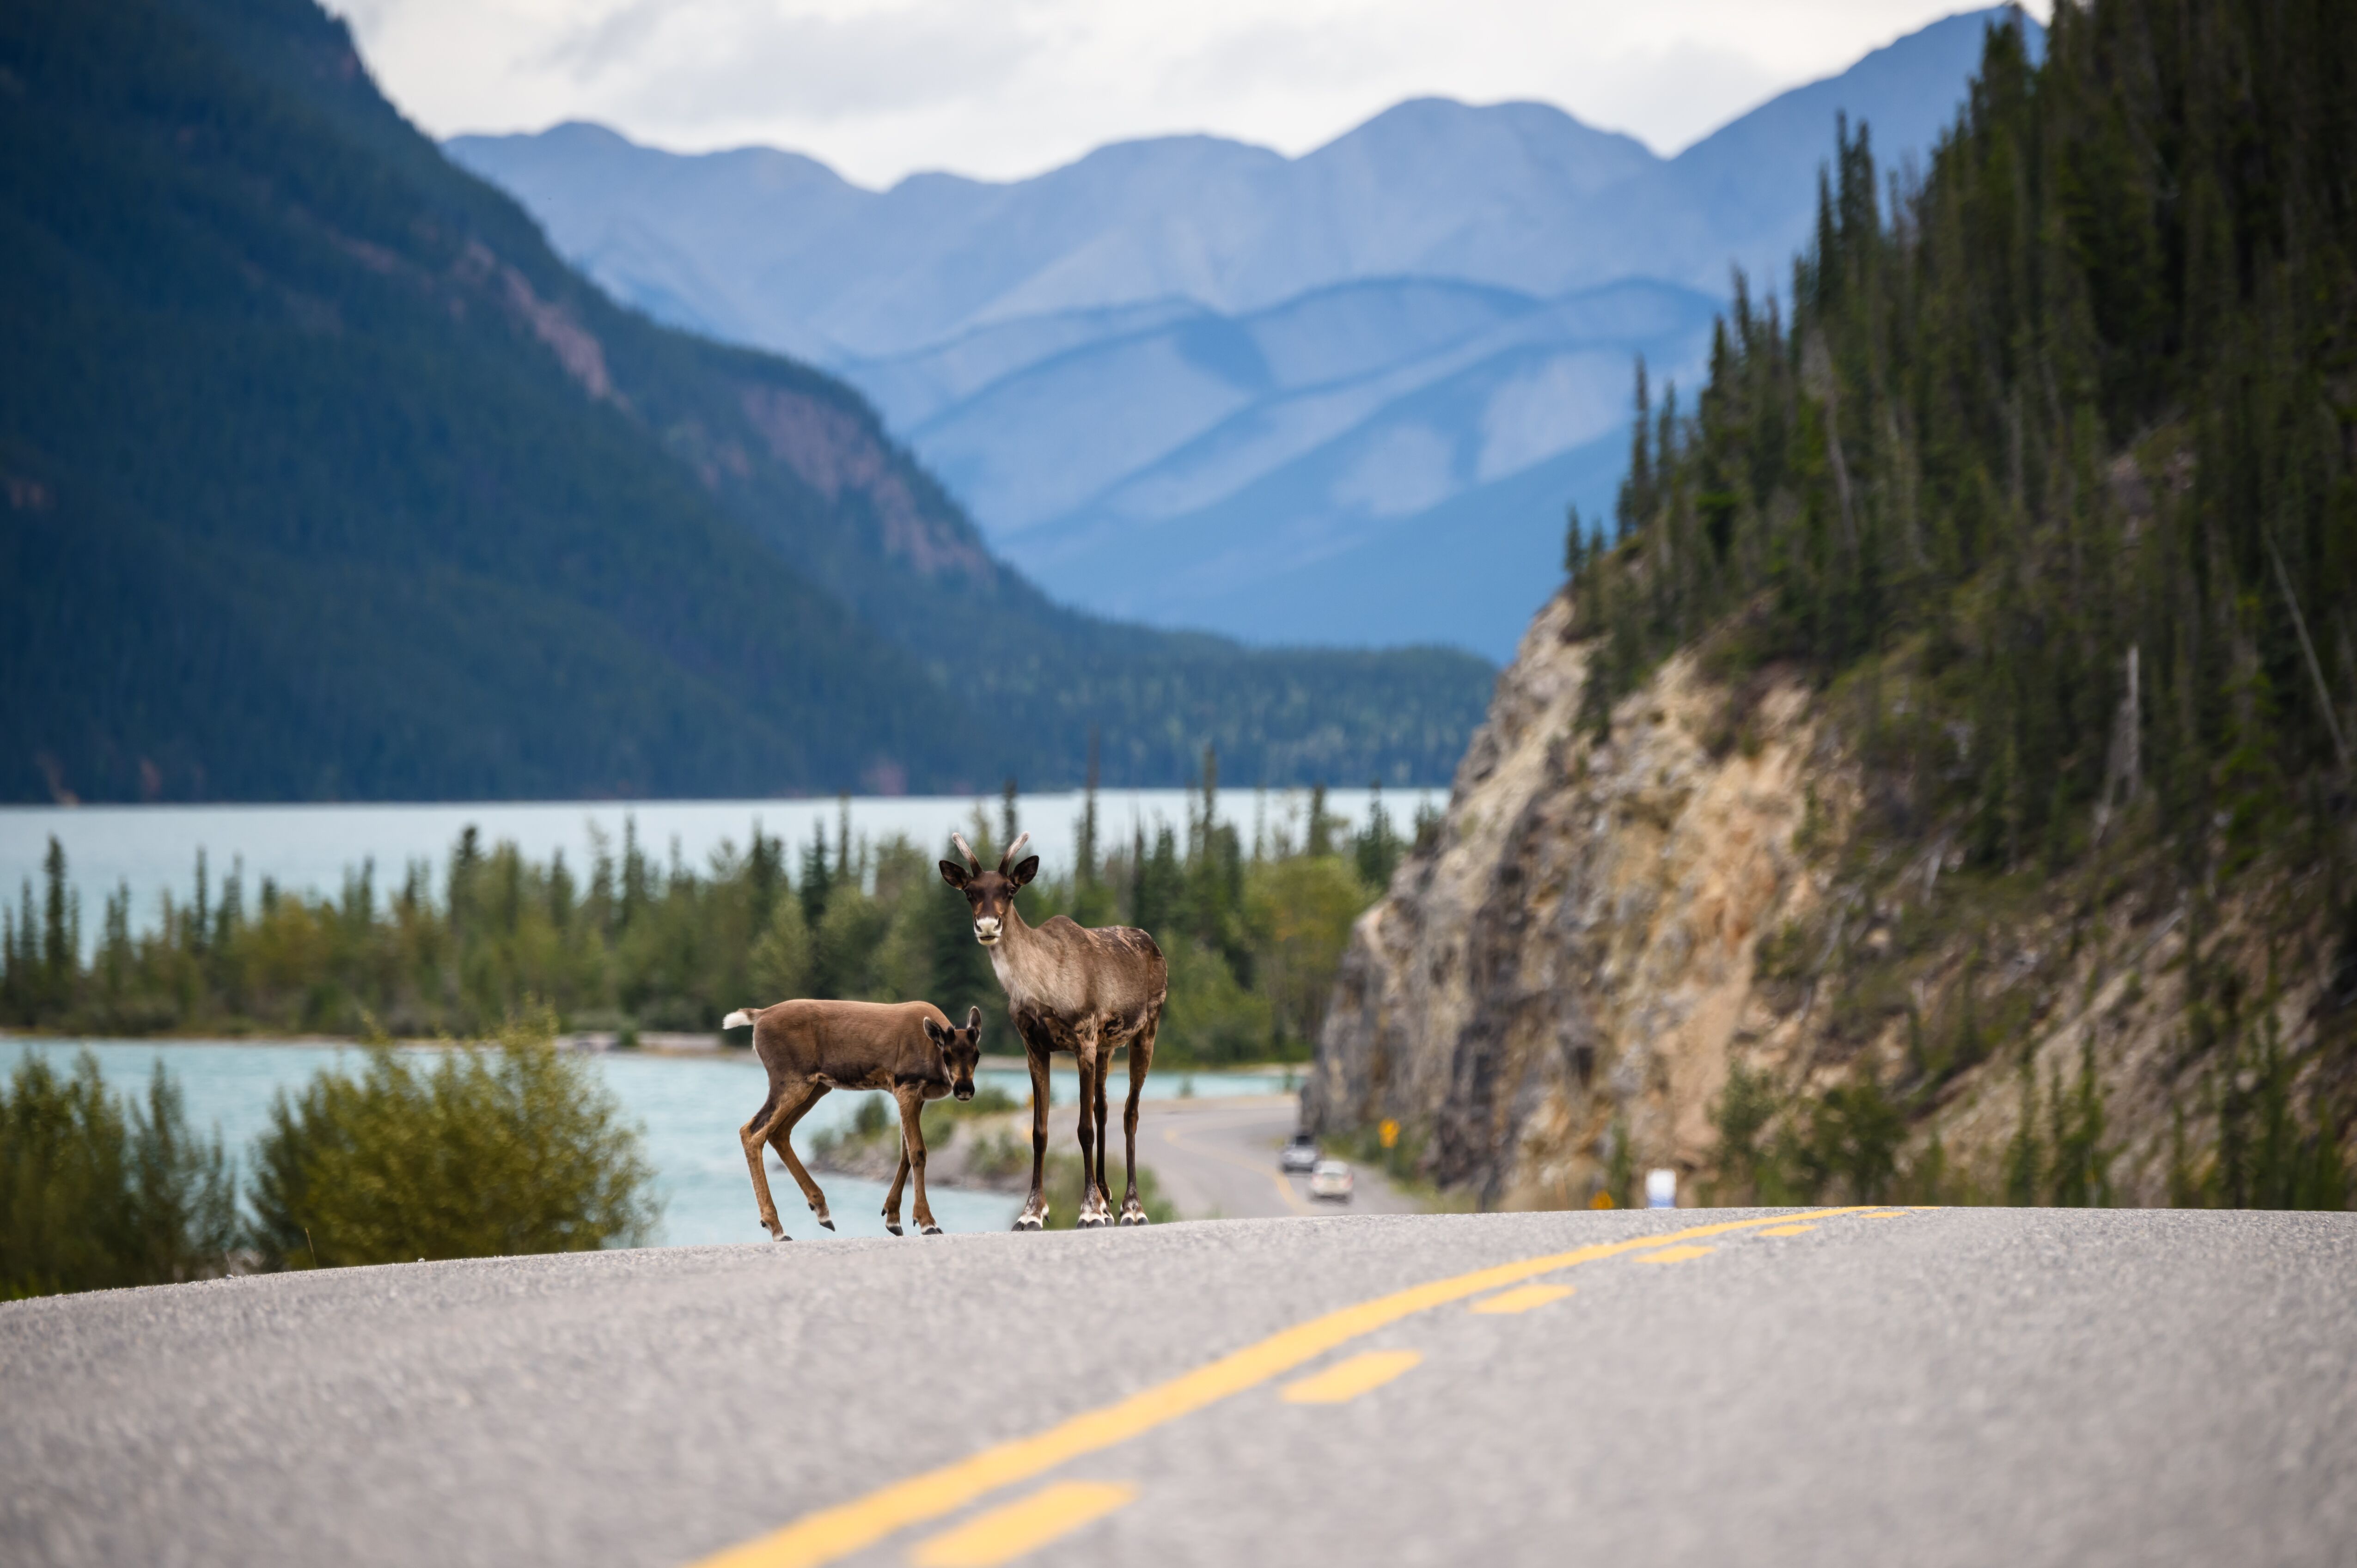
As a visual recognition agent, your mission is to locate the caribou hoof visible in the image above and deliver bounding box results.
[1014,1211,1046,1232]
[885,1220,903,1236]
[922,1225,943,1236]
[1118,1205,1149,1226]
[1076,1209,1111,1229]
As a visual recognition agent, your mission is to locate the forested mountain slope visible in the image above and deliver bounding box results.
[0,0,1490,803]
[1310,0,2357,1210]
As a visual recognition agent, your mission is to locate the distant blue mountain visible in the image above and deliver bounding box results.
[450,7,2039,660]
[965,279,1722,647]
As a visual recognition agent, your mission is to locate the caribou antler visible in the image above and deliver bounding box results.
[1000,831,1032,873]
[950,832,982,875]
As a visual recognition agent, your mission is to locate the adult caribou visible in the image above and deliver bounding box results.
[941,831,1168,1228]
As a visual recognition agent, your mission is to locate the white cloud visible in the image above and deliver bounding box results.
[332,0,2049,187]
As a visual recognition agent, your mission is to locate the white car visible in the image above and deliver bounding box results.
[1280,1131,1319,1173]
[1307,1159,1355,1202]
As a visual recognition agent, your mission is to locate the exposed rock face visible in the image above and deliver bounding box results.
[1308,591,1821,1206]
[738,386,997,582]
[1309,587,2349,1209]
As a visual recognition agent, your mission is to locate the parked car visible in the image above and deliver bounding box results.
[1308,1159,1355,1202]
[1281,1131,1320,1173]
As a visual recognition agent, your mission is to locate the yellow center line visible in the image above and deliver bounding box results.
[1858,1209,1912,1218]
[1470,1283,1575,1315]
[1281,1349,1423,1404]
[1756,1223,1818,1237]
[689,1208,1869,1568]
[907,1483,1136,1568]
[1637,1244,1716,1264]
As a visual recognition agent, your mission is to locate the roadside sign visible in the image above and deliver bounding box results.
[1379,1119,1400,1150]
[1646,1168,1678,1208]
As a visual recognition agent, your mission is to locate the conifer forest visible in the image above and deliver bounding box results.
[1565,0,2355,1207]
[1,771,1419,1068]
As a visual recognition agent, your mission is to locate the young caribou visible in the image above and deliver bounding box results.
[940,831,1168,1228]
[721,999,983,1239]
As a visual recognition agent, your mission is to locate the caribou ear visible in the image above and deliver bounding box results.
[939,860,971,890]
[1011,855,1040,887]
[966,1006,983,1033]
[923,1017,948,1044]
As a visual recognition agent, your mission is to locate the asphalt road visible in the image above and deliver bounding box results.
[6,1208,2354,1567]
[1140,1094,1422,1219]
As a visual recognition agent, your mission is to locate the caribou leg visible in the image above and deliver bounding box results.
[883,1145,911,1236]
[1091,1043,1113,1214]
[894,1086,942,1235]
[1014,1040,1051,1231]
[1074,1041,1111,1227]
[1119,1010,1159,1226]
[765,1083,835,1231]
[740,1080,818,1240]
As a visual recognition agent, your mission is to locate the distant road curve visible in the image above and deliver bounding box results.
[1141,1093,1422,1219]
[6,1209,2353,1567]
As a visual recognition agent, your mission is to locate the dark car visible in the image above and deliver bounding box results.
[1281,1130,1319,1173]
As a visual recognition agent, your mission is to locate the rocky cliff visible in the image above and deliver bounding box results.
[1308,589,2353,1211]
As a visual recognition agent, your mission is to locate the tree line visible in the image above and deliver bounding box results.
[1,761,1429,1066]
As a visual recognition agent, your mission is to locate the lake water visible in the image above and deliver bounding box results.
[0,788,1441,944]
[0,1038,1301,1244]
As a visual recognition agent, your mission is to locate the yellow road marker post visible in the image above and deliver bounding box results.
[688,1207,1869,1568]
[908,1483,1137,1568]
[1470,1283,1575,1315]
[1280,1349,1424,1404]
[1756,1224,1818,1237]
[1637,1244,1716,1264]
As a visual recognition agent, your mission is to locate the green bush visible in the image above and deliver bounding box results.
[1707,1062,1783,1205]
[248,1019,654,1269]
[1,1052,236,1299]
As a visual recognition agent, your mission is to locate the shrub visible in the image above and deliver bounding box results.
[1708,1061,1783,1204]
[248,1015,654,1268]
[1797,1078,1907,1204]
[0,1052,236,1298]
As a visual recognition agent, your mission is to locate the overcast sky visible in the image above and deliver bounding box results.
[332,0,2046,189]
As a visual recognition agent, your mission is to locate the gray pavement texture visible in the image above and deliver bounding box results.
[1140,1095,1422,1219]
[5,1208,2355,1568]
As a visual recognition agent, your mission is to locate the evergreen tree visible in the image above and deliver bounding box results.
[1615,360,1654,543]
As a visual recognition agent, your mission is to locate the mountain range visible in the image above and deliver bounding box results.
[450,7,2040,659]
[0,0,1490,803]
